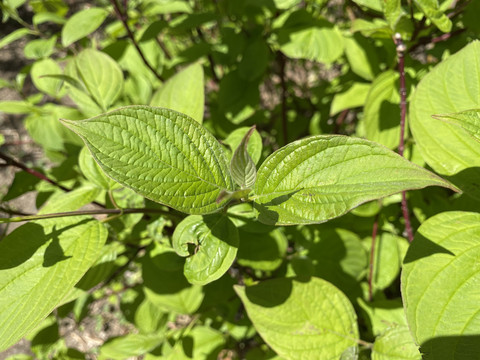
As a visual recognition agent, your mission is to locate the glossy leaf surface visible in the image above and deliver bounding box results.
[253,135,456,225]
[61,106,234,214]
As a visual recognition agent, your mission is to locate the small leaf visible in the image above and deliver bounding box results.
[150,63,205,123]
[31,58,64,97]
[61,106,234,214]
[230,126,257,189]
[24,36,57,59]
[172,214,238,285]
[78,146,118,190]
[433,109,480,143]
[224,126,263,165]
[254,135,457,225]
[61,7,109,47]
[0,217,107,351]
[402,211,480,358]
[413,0,451,32]
[64,49,123,115]
[100,334,163,359]
[372,326,421,360]
[0,28,32,49]
[235,277,359,360]
[330,82,371,116]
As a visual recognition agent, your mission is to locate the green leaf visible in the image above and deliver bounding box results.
[224,127,263,165]
[235,277,359,360]
[402,211,480,358]
[0,217,107,351]
[172,214,239,285]
[100,334,163,359]
[24,36,57,59]
[358,298,407,337]
[372,233,405,291]
[433,109,480,143]
[372,326,421,360]
[413,0,451,32]
[277,10,344,64]
[61,106,234,214]
[78,146,118,190]
[134,299,167,334]
[239,37,270,81]
[237,228,287,271]
[253,135,457,225]
[61,7,108,47]
[31,58,64,97]
[150,63,205,123]
[410,41,480,198]
[351,0,383,12]
[363,70,401,149]
[0,28,32,49]
[64,48,123,115]
[344,34,379,81]
[230,126,257,189]
[0,100,37,114]
[330,82,371,116]
[142,242,204,314]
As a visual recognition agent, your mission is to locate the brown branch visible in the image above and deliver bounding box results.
[0,152,106,209]
[110,0,164,82]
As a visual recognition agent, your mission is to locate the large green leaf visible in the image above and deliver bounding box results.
[402,211,480,359]
[64,48,123,115]
[61,106,234,214]
[235,277,359,360]
[253,135,456,225]
[372,326,421,360]
[410,41,480,198]
[433,109,480,143]
[150,63,204,123]
[172,214,239,285]
[0,216,107,351]
[61,7,108,47]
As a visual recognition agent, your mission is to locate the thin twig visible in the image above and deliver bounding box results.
[110,0,164,82]
[394,34,414,243]
[368,214,379,302]
[1,207,179,223]
[278,52,288,145]
[334,109,349,134]
[0,152,105,208]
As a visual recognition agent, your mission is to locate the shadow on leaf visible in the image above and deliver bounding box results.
[420,334,480,359]
[403,233,454,264]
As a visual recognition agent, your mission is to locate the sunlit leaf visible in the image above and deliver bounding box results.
[61,106,234,214]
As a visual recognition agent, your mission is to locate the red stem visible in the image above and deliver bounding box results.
[394,34,414,243]
[368,215,379,301]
